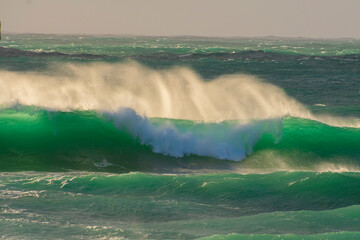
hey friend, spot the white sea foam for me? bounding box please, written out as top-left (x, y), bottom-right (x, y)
top-left (106, 108), bottom-right (282, 160)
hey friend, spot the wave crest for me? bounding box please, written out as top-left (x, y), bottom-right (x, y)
top-left (106, 108), bottom-right (282, 161)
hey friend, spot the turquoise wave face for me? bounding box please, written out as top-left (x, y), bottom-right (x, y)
top-left (1, 107), bottom-right (360, 172)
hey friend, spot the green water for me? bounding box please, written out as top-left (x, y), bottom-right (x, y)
top-left (1, 172), bottom-right (359, 239)
top-left (0, 35), bottom-right (360, 239)
top-left (199, 232), bottom-right (360, 240)
top-left (3, 34), bottom-right (360, 56)
top-left (0, 108), bottom-right (360, 173)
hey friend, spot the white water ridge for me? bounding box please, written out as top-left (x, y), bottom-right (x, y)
top-left (105, 108), bottom-right (283, 161)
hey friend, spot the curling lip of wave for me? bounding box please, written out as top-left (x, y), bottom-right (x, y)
top-left (105, 108), bottom-right (282, 161)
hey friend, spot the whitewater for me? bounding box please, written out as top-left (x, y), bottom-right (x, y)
top-left (0, 35), bottom-right (360, 239)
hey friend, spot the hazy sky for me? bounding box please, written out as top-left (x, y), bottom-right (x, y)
top-left (1, 0), bottom-right (360, 38)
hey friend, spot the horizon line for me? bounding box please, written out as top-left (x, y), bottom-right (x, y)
top-left (1, 31), bottom-right (360, 41)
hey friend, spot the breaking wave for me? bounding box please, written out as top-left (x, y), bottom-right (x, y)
top-left (0, 62), bottom-right (360, 171)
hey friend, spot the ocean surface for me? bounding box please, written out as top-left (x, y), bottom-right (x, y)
top-left (0, 34), bottom-right (360, 239)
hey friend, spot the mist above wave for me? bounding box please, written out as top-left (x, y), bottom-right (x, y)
top-left (0, 62), bottom-right (308, 121)
top-left (0, 61), bottom-right (358, 128)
